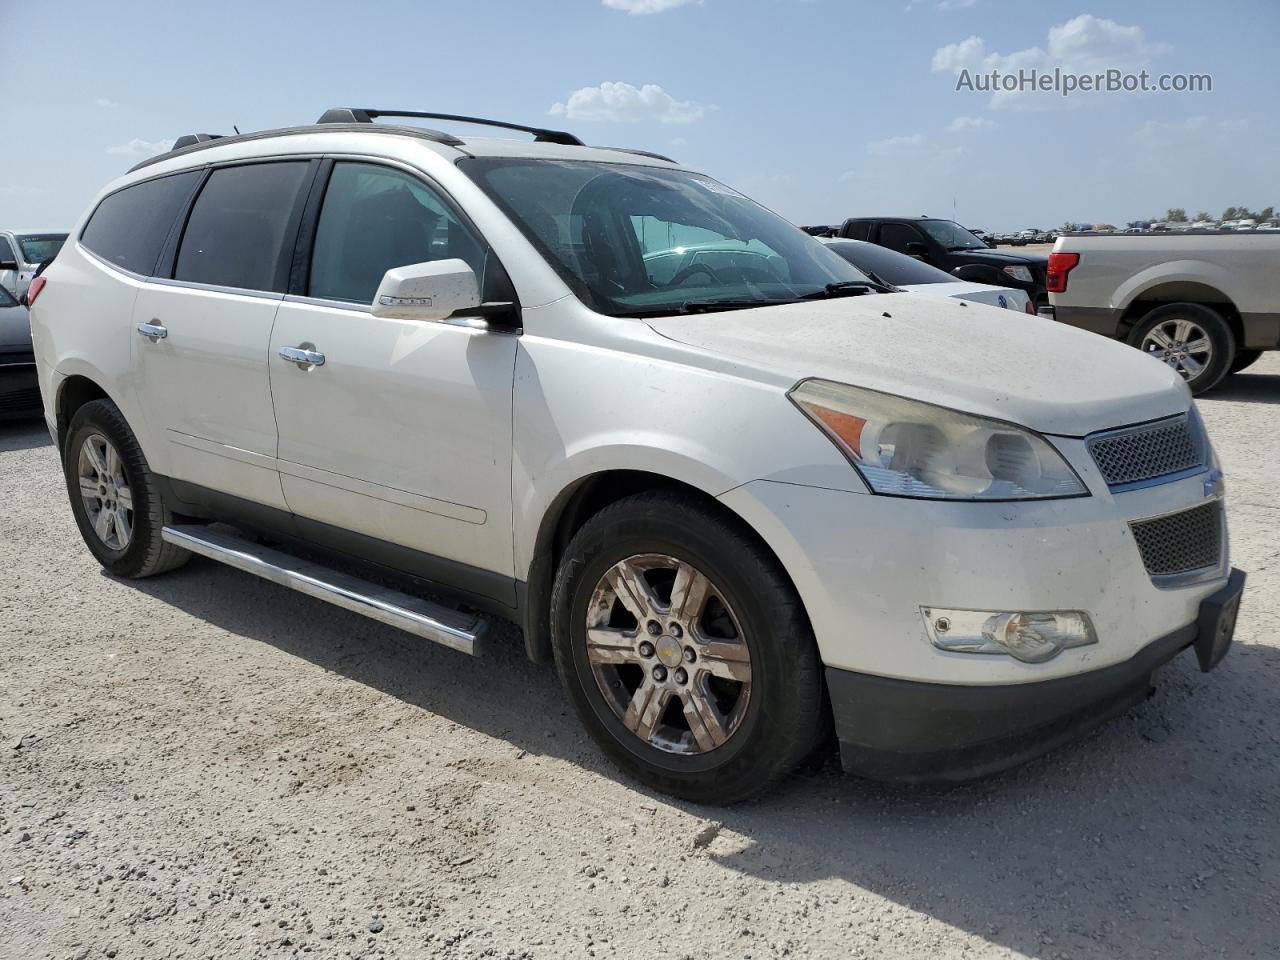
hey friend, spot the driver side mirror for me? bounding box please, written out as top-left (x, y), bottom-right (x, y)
top-left (371, 259), bottom-right (491, 327)
top-left (905, 242), bottom-right (929, 259)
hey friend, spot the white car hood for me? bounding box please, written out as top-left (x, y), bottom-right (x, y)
top-left (897, 281), bottom-right (1027, 310)
top-left (645, 293), bottom-right (1188, 437)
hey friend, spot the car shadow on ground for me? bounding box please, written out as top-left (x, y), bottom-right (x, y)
top-left (125, 555), bottom-right (1280, 959)
top-left (0, 418), bottom-right (52, 452)
top-left (1206, 371), bottom-right (1280, 404)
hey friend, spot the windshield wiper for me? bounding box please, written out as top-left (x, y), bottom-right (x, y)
top-left (799, 280), bottom-right (895, 299)
top-left (679, 298), bottom-right (781, 314)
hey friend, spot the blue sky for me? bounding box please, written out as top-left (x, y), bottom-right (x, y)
top-left (3, 0), bottom-right (1276, 231)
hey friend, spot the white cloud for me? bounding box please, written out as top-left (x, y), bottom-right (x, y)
top-left (550, 82), bottom-right (711, 124)
top-left (95, 98), bottom-right (120, 109)
top-left (947, 115), bottom-right (994, 132)
top-left (107, 138), bottom-right (172, 157)
top-left (933, 15), bottom-right (1170, 109)
top-left (602, 0), bottom-right (699, 12)
top-left (932, 35), bottom-right (985, 73)
top-left (1133, 116), bottom-right (1248, 145)
top-left (867, 133), bottom-right (928, 155)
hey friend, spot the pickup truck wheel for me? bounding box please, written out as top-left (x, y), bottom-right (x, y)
top-left (1128, 303), bottom-right (1234, 395)
top-left (550, 491), bottom-right (826, 805)
top-left (1229, 350), bottom-right (1262, 375)
top-left (63, 399), bottom-right (189, 579)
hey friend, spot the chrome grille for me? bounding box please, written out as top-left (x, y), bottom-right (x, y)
top-left (1129, 501), bottom-right (1222, 577)
top-left (1088, 415), bottom-right (1204, 488)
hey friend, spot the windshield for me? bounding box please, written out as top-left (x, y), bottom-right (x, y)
top-left (18, 234), bottom-right (66, 265)
top-left (461, 158), bottom-right (871, 316)
top-left (823, 240), bottom-right (958, 286)
top-left (918, 220), bottom-right (986, 251)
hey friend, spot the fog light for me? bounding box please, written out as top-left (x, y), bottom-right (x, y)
top-left (923, 608), bottom-right (1097, 663)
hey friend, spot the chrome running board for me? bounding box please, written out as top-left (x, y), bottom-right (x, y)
top-left (161, 524), bottom-right (485, 656)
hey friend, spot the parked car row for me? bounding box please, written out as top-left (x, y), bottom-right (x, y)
top-left (22, 108), bottom-right (1245, 804)
top-left (0, 231), bottom-right (64, 419)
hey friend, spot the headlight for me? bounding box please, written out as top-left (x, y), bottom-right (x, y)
top-left (789, 379), bottom-right (1088, 500)
top-left (1002, 265), bottom-right (1033, 283)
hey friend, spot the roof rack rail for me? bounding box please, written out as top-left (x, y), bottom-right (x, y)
top-left (599, 147), bottom-right (677, 164)
top-left (316, 107), bottom-right (585, 146)
top-left (172, 133), bottom-right (224, 150)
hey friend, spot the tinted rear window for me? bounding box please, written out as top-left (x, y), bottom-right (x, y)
top-left (81, 172), bottom-right (200, 275)
top-left (175, 162), bottom-right (311, 293)
top-left (17, 235), bottom-right (66, 264)
top-left (843, 220), bottom-right (873, 241)
top-left (824, 240), bottom-right (957, 286)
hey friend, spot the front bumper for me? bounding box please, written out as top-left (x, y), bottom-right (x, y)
top-left (826, 568), bottom-right (1244, 781)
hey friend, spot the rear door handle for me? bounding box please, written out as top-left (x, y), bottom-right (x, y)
top-left (278, 345), bottom-right (325, 368)
top-left (136, 321), bottom-right (168, 342)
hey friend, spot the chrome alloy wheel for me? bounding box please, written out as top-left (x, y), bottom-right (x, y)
top-left (585, 554), bottom-right (752, 755)
top-left (1140, 317), bottom-right (1213, 381)
top-left (77, 433), bottom-right (133, 551)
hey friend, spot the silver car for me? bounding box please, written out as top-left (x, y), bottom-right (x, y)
top-left (0, 230), bottom-right (68, 301)
top-left (0, 283), bottom-right (39, 419)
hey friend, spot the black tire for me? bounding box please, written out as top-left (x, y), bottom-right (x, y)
top-left (63, 398), bottom-right (189, 578)
top-left (1229, 350), bottom-right (1263, 375)
top-left (1126, 302), bottom-right (1235, 396)
top-left (550, 491), bottom-right (826, 805)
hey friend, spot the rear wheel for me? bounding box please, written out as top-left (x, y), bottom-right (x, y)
top-left (63, 399), bottom-right (189, 578)
top-left (1229, 350), bottom-right (1262, 375)
top-left (1127, 302), bottom-right (1234, 395)
top-left (550, 491), bottom-right (826, 804)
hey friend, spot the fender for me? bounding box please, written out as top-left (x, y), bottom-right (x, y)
top-left (1114, 259), bottom-right (1237, 313)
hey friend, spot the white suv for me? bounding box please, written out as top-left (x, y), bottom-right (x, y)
top-left (31, 109), bottom-right (1244, 802)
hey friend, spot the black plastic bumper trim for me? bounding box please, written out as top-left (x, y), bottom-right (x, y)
top-left (827, 622), bottom-right (1202, 783)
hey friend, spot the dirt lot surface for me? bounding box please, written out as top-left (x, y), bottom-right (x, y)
top-left (2, 357), bottom-right (1278, 960)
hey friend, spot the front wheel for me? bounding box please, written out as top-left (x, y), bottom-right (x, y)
top-left (1127, 302), bottom-right (1234, 395)
top-left (550, 491), bottom-right (826, 804)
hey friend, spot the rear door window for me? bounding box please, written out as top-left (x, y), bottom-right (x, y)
top-left (843, 221), bottom-right (873, 241)
top-left (175, 162), bottom-right (312, 293)
top-left (877, 222), bottom-right (927, 255)
top-left (80, 172), bottom-right (201, 275)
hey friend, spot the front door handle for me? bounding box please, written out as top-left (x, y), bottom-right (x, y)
top-left (136, 321), bottom-right (168, 342)
top-left (278, 345), bottom-right (326, 368)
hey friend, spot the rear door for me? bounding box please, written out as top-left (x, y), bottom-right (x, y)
top-left (268, 160), bottom-right (518, 594)
top-left (132, 160), bottom-right (316, 509)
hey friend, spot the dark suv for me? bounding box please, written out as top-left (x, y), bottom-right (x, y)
top-left (836, 217), bottom-right (1049, 311)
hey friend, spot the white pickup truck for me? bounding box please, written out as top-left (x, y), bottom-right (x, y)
top-left (1046, 232), bottom-right (1280, 394)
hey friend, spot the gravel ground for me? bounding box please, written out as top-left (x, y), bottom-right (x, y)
top-left (2, 357), bottom-right (1278, 960)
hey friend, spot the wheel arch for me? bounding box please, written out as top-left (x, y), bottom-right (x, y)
top-left (1116, 275), bottom-right (1242, 346)
top-left (519, 468), bottom-right (804, 665)
top-left (54, 372), bottom-right (113, 452)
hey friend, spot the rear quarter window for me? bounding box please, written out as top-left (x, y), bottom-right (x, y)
top-left (80, 172), bottom-right (201, 275)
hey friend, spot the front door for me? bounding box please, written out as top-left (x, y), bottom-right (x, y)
top-left (268, 160), bottom-right (518, 593)
top-left (132, 160), bottom-right (316, 509)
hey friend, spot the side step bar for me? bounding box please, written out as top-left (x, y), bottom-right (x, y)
top-left (161, 524), bottom-right (486, 656)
